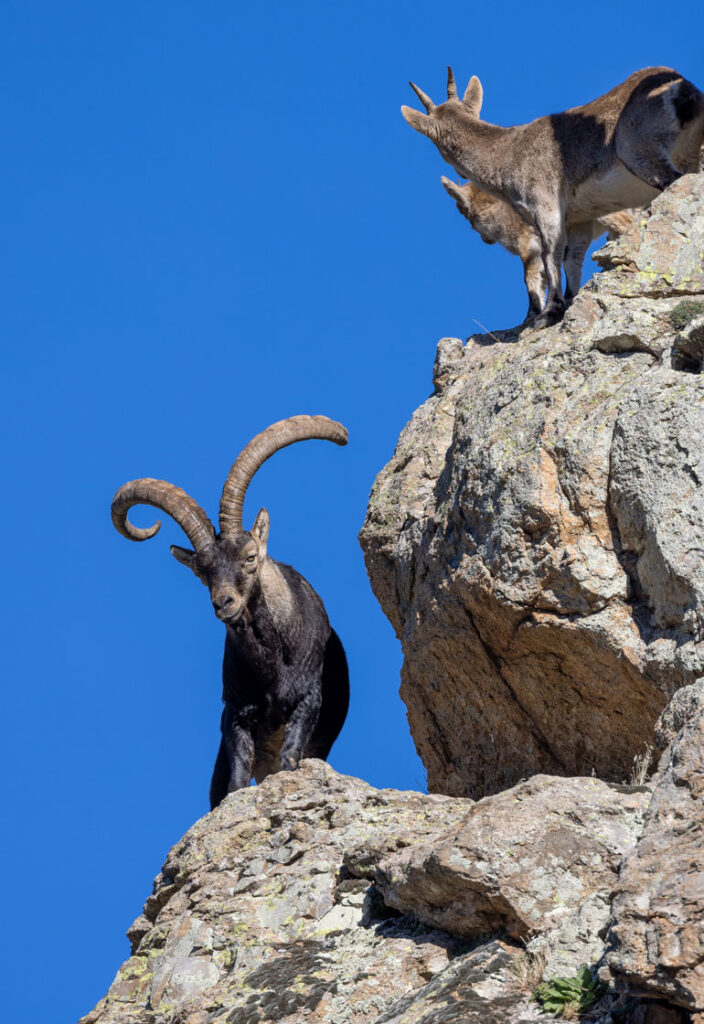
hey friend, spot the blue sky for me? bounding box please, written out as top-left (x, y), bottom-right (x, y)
top-left (2, 2), bottom-right (702, 1020)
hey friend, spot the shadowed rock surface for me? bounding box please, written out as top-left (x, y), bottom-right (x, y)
top-left (359, 172), bottom-right (704, 800)
top-left (375, 775), bottom-right (649, 980)
top-left (607, 703), bottom-right (704, 1011)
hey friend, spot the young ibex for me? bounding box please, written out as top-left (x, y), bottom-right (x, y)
top-left (112, 415), bottom-right (350, 808)
top-left (403, 67), bottom-right (704, 327)
top-left (441, 176), bottom-right (636, 320)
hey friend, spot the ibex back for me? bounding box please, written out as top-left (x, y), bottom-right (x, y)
top-left (403, 67), bottom-right (704, 327)
top-left (112, 415), bottom-right (350, 808)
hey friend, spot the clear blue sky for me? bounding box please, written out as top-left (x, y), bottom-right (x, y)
top-left (1, 2), bottom-right (701, 1019)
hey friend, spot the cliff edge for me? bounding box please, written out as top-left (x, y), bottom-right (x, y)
top-left (360, 172), bottom-right (704, 799)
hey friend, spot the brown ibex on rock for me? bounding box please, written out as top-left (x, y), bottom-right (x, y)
top-left (441, 177), bottom-right (636, 321)
top-left (112, 415), bottom-right (350, 807)
top-left (403, 67), bottom-right (704, 327)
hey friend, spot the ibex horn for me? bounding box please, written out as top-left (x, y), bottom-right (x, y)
top-left (112, 479), bottom-right (215, 552)
top-left (219, 415), bottom-right (348, 539)
top-left (409, 81), bottom-right (435, 113)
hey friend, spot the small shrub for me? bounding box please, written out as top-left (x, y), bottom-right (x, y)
top-left (630, 744), bottom-right (654, 785)
top-left (533, 965), bottom-right (603, 1016)
top-left (509, 948), bottom-right (547, 993)
top-left (668, 300), bottom-right (704, 332)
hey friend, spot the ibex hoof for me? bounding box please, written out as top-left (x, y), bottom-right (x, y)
top-left (532, 307), bottom-right (565, 330)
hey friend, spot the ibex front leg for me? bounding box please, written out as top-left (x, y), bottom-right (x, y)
top-left (279, 682), bottom-right (323, 771)
top-left (533, 206), bottom-right (567, 329)
top-left (223, 705), bottom-right (257, 792)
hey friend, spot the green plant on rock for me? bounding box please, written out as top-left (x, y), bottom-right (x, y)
top-left (668, 299), bottom-right (704, 332)
top-left (532, 965), bottom-right (603, 1016)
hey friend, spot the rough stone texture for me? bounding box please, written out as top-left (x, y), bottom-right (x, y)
top-left (372, 940), bottom-right (549, 1023)
top-left (607, 704), bottom-right (704, 1011)
top-left (655, 677), bottom-right (704, 750)
top-left (80, 761), bottom-right (561, 1024)
top-left (375, 775), bottom-right (649, 980)
top-left (359, 172), bottom-right (704, 799)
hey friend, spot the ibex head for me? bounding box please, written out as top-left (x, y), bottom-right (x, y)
top-left (401, 67), bottom-right (483, 141)
top-left (111, 415), bottom-right (348, 626)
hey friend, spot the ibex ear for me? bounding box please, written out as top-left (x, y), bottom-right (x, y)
top-left (401, 106), bottom-right (431, 135)
top-left (463, 76), bottom-right (483, 116)
top-left (441, 176), bottom-right (464, 202)
top-left (252, 508), bottom-right (270, 551)
top-left (170, 545), bottom-right (198, 572)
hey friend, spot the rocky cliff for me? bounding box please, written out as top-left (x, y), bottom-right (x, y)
top-left (80, 709), bottom-right (702, 1024)
top-left (360, 173), bottom-right (704, 800)
top-left (83, 174), bottom-right (704, 1024)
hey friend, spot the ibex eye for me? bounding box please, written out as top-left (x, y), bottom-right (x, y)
top-left (245, 554), bottom-right (257, 564)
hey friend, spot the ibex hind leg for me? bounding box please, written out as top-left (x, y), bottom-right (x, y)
top-left (563, 223), bottom-right (595, 305)
top-left (252, 725), bottom-right (286, 783)
top-left (209, 734), bottom-right (230, 809)
top-left (306, 628), bottom-right (350, 760)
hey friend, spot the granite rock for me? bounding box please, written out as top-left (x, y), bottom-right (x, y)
top-left (360, 173), bottom-right (704, 799)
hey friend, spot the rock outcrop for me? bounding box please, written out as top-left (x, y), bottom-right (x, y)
top-left (80, 761), bottom-right (659, 1024)
top-left (360, 173), bottom-right (704, 800)
top-left (84, 174), bottom-right (704, 1024)
top-left (375, 775), bottom-right (649, 980)
top-left (607, 702), bottom-right (704, 1012)
top-left (79, 762), bottom-right (533, 1024)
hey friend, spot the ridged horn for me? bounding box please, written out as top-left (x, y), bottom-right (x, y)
top-left (409, 81), bottom-right (435, 112)
top-left (111, 478), bottom-right (215, 552)
top-left (447, 66), bottom-right (458, 100)
top-left (219, 415), bottom-right (349, 538)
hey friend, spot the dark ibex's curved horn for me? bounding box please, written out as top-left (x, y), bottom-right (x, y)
top-left (112, 478), bottom-right (215, 551)
top-left (219, 415), bottom-right (348, 539)
top-left (409, 81), bottom-right (435, 113)
top-left (447, 66), bottom-right (458, 100)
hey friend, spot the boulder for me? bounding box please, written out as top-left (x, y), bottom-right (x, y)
top-left (80, 761), bottom-right (562, 1024)
top-left (375, 774), bottom-right (649, 980)
top-left (607, 704), bottom-right (704, 1011)
top-left (360, 173), bottom-right (704, 799)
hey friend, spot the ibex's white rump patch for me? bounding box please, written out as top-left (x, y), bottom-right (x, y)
top-left (441, 177), bottom-right (636, 321)
top-left (403, 67), bottom-right (704, 328)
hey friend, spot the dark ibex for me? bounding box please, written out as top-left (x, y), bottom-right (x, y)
top-left (112, 415), bottom-right (350, 808)
top-left (403, 67), bottom-right (704, 327)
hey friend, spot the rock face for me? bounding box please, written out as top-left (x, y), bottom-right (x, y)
top-left (81, 761), bottom-right (471, 1024)
top-left (360, 173), bottom-right (704, 800)
top-left (375, 775), bottom-right (649, 980)
top-left (81, 760), bottom-right (657, 1024)
top-left (607, 703), bottom-right (704, 1011)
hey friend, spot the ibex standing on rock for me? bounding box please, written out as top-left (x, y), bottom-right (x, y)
top-left (112, 415), bottom-right (350, 808)
top-left (403, 67), bottom-right (704, 327)
top-left (441, 177), bottom-right (636, 321)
